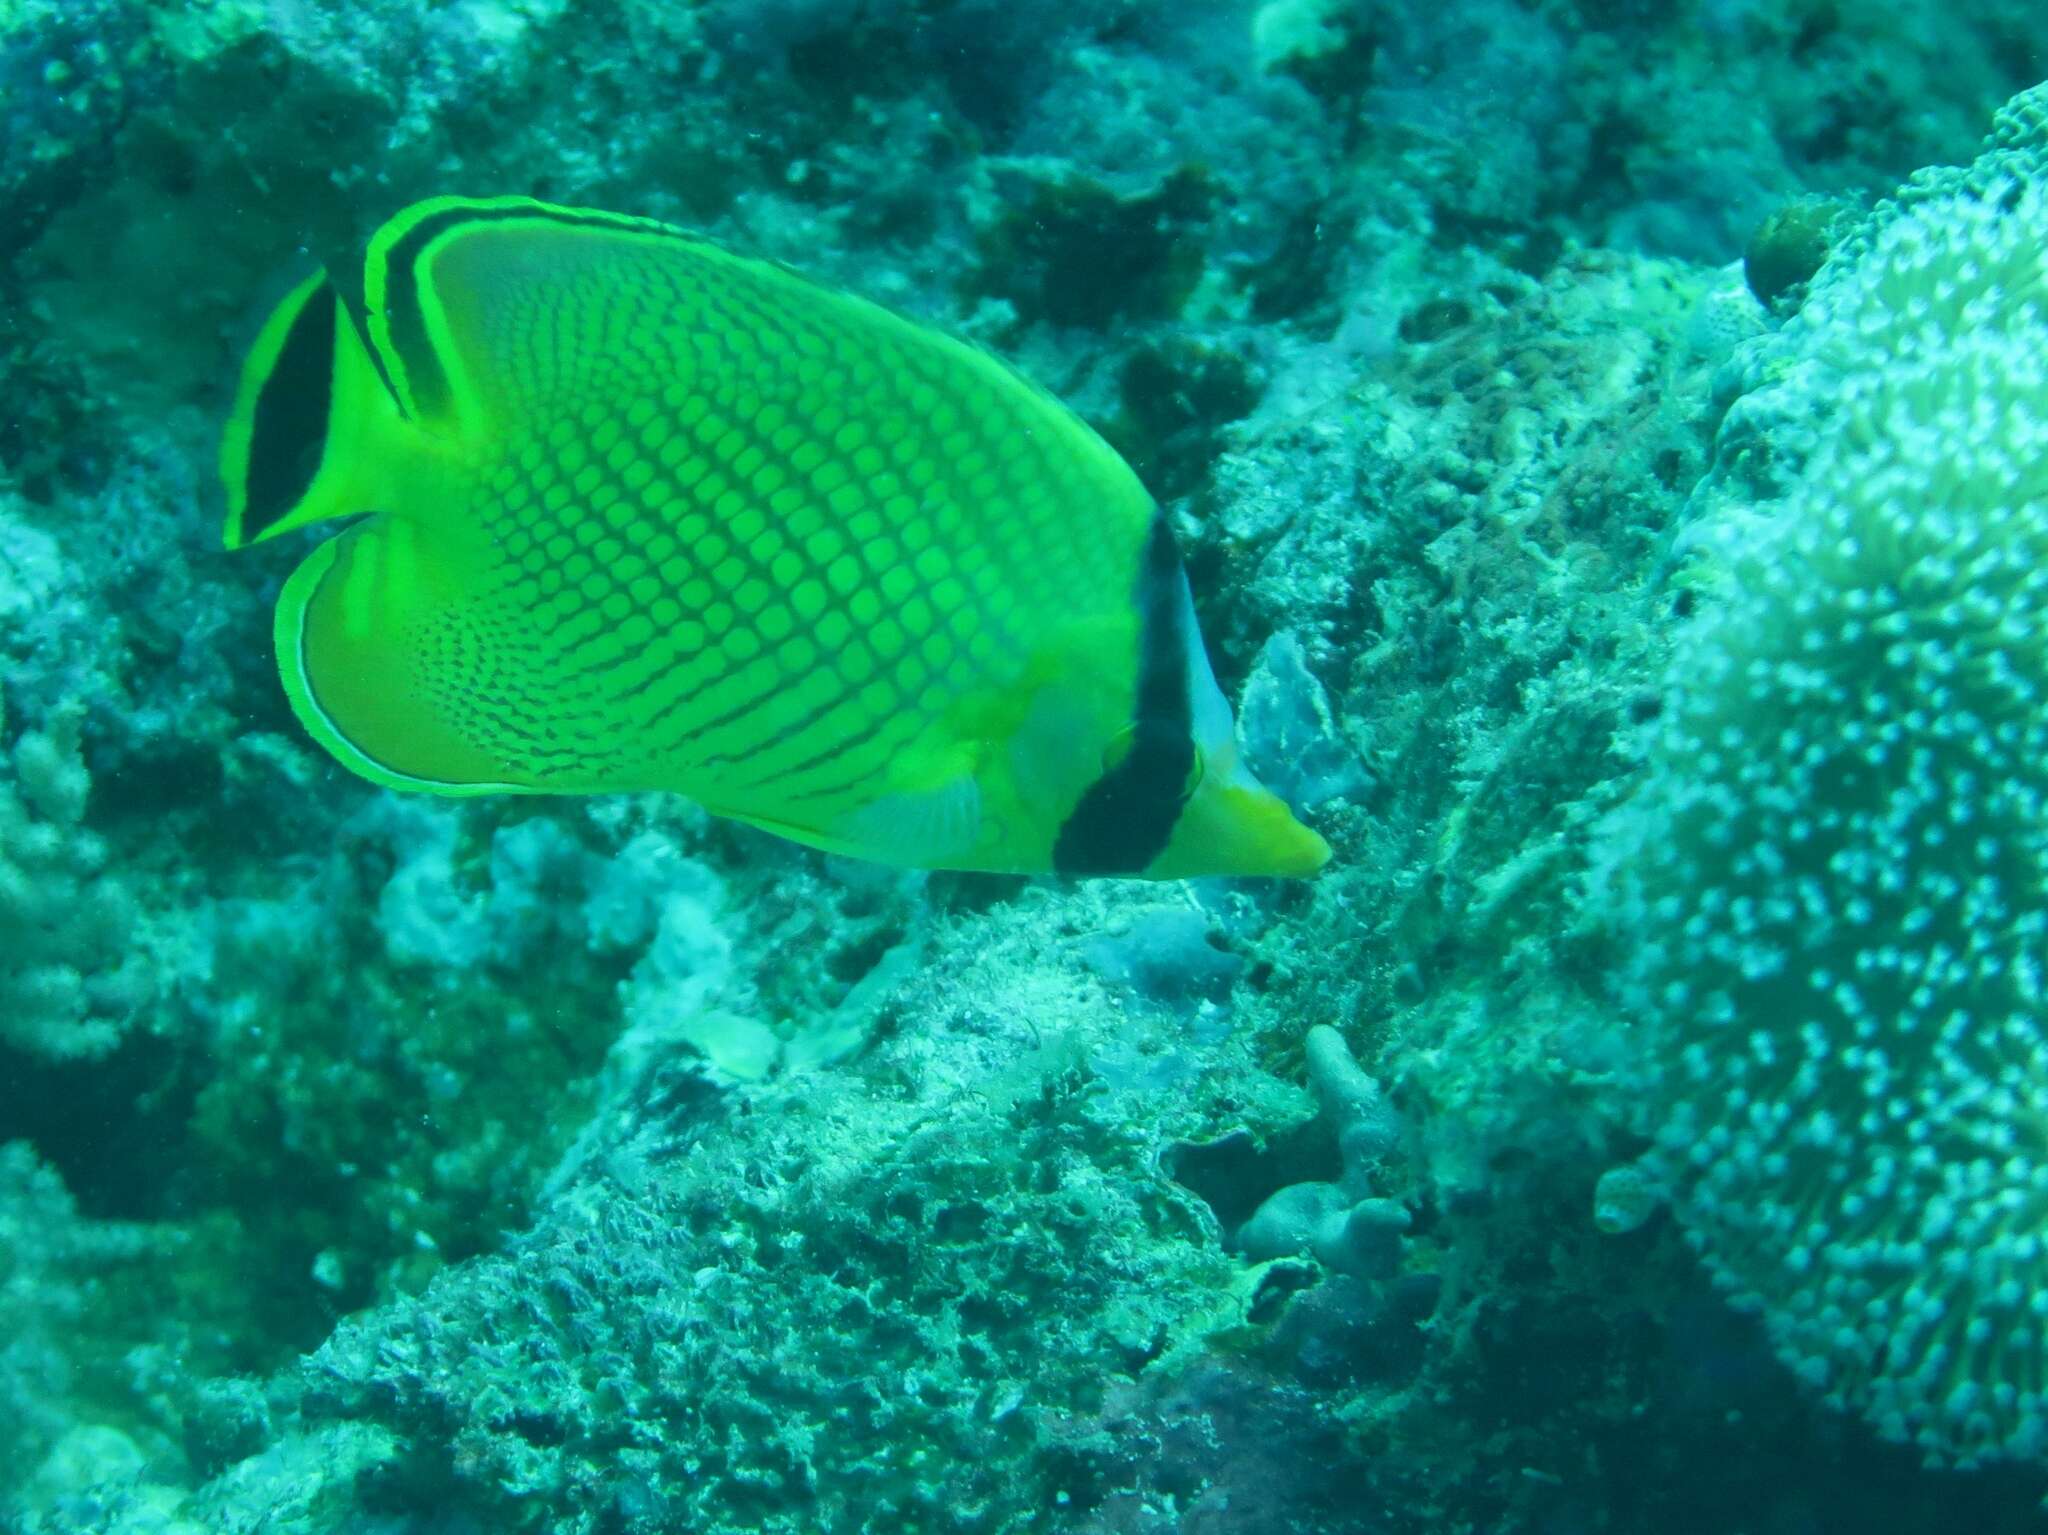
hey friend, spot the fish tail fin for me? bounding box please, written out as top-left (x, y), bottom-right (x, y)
top-left (219, 270), bottom-right (415, 550)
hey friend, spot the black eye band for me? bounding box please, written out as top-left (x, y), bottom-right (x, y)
top-left (242, 282), bottom-right (338, 542)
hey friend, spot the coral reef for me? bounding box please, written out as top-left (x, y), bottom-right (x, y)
top-left (1607, 83), bottom-right (2048, 1467)
top-left (0, 0), bottom-right (150, 237)
top-left (5, 1), bottom-right (2048, 1531)
top-left (1237, 1027), bottom-right (1407, 1280)
top-left (0, 490), bottom-right (162, 1065)
top-left (298, 1014), bottom-right (1244, 1533)
top-left (0, 699), bottom-right (149, 1061)
top-left (0, 1139), bottom-right (219, 1518)
top-left (1741, 194), bottom-right (1849, 309)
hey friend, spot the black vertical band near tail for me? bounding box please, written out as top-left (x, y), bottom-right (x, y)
top-left (242, 282), bottom-right (338, 542)
top-left (1053, 512), bottom-right (1197, 876)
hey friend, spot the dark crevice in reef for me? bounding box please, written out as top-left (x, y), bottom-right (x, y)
top-left (0, 1029), bottom-right (195, 1222)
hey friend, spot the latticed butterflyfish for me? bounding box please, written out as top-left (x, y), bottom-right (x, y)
top-left (219, 196), bottom-right (1330, 878)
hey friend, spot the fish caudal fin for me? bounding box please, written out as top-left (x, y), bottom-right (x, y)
top-left (219, 271), bottom-right (415, 550)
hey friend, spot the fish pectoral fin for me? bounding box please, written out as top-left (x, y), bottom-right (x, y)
top-left (721, 746), bottom-right (985, 867)
top-left (276, 517), bottom-right (535, 796)
top-left (836, 772), bottom-right (984, 866)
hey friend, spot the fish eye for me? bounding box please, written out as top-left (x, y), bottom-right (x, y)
top-left (1100, 724), bottom-right (1136, 774)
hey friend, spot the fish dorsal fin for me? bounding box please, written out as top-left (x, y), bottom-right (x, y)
top-left (360, 196), bottom-right (751, 436)
top-left (354, 196), bottom-right (1125, 472)
top-left (220, 270), bottom-right (413, 550)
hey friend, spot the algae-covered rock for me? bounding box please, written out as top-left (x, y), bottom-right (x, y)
top-left (0, 0), bottom-right (154, 242)
top-left (1742, 194), bottom-right (1848, 309)
top-left (972, 167), bottom-right (1217, 333)
top-left (300, 1012), bottom-right (1243, 1532)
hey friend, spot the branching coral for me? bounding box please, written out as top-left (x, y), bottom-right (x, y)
top-left (0, 700), bottom-right (151, 1061)
top-left (0, 1141), bottom-right (159, 1500)
top-left (1606, 88), bottom-right (2048, 1467)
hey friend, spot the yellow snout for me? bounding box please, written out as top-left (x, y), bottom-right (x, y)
top-left (1148, 774), bottom-right (1332, 880)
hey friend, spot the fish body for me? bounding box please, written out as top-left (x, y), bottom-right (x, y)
top-left (221, 196), bottom-right (1329, 878)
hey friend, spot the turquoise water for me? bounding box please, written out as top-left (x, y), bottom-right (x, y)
top-left (4, 2), bottom-right (2048, 1530)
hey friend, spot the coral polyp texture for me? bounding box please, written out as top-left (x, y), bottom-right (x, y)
top-left (1609, 88), bottom-right (2048, 1467)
